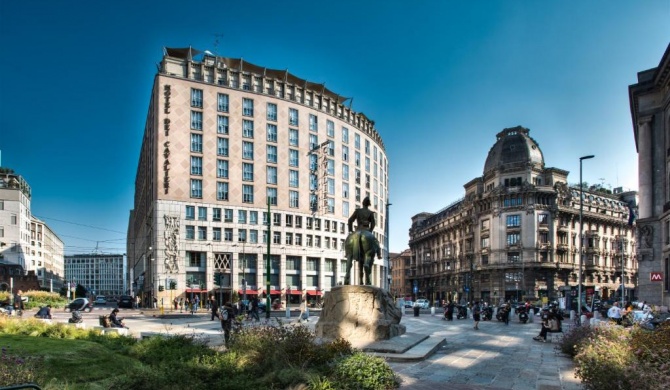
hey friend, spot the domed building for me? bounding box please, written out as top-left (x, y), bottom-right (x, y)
top-left (409, 126), bottom-right (637, 309)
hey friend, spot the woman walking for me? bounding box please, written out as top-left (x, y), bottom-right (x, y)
top-left (473, 301), bottom-right (481, 330)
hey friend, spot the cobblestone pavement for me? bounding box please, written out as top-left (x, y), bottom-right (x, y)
top-left (391, 312), bottom-right (583, 390)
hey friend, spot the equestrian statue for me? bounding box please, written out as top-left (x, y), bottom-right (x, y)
top-left (344, 196), bottom-right (381, 285)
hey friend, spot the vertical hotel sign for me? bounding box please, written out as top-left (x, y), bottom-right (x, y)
top-left (163, 84), bottom-right (171, 194)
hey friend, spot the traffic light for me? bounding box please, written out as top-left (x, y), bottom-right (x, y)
top-left (158, 285), bottom-right (165, 292)
top-left (169, 280), bottom-right (177, 290)
top-left (214, 272), bottom-right (221, 286)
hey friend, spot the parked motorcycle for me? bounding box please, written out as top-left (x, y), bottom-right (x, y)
top-left (516, 306), bottom-right (529, 323)
top-left (455, 305), bottom-right (468, 319)
top-left (481, 306), bottom-right (493, 321)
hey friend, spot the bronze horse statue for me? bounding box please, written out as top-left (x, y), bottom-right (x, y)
top-left (343, 197), bottom-right (381, 285)
top-left (344, 230), bottom-right (381, 285)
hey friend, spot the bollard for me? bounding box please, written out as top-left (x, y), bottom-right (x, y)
top-left (286, 307), bottom-right (291, 319)
top-left (570, 310), bottom-right (576, 321)
top-left (580, 314), bottom-right (588, 326)
top-left (431, 307), bottom-right (435, 316)
top-left (528, 309), bottom-right (534, 323)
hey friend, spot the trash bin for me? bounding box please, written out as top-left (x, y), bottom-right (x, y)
top-left (414, 306), bottom-right (420, 317)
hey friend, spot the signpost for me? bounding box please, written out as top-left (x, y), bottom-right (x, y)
top-left (651, 272), bottom-right (664, 306)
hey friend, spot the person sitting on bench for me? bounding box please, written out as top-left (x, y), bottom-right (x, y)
top-left (534, 306), bottom-right (562, 342)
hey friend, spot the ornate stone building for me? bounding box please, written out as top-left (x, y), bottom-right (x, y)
top-left (409, 127), bottom-right (637, 307)
top-left (629, 43), bottom-right (670, 307)
top-left (128, 47), bottom-right (390, 306)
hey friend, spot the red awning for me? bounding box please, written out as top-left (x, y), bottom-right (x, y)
top-left (287, 289), bottom-right (302, 295)
top-left (306, 290), bottom-right (323, 296)
top-left (269, 290), bottom-right (281, 295)
top-left (185, 288), bottom-right (206, 293)
top-left (238, 289), bottom-right (259, 295)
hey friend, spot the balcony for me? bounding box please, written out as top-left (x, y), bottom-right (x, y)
top-left (556, 243), bottom-right (569, 252)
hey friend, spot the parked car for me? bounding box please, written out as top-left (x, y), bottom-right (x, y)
top-left (404, 300), bottom-right (414, 308)
top-left (94, 296), bottom-right (107, 305)
top-left (65, 298), bottom-right (93, 312)
top-left (415, 299), bottom-right (430, 309)
top-left (117, 295), bottom-right (134, 309)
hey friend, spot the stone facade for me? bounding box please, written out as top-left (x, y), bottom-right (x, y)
top-left (629, 43), bottom-right (670, 307)
top-left (128, 47), bottom-right (390, 307)
top-left (409, 127), bottom-right (637, 308)
top-left (315, 285), bottom-right (405, 345)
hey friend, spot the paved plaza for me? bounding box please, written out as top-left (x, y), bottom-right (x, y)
top-left (41, 307), bottom-right (584, 390)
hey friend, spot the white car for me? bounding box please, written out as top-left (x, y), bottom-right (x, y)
top-left (94, 296), bottom-right (107, 305)
top-left (415, 299), bottom-right (430, 309)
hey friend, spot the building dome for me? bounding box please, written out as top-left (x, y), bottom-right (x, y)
top-left (483, 126), bottom-right (544, 175)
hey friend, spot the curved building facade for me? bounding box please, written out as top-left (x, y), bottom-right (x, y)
top-left (128, 47), bottom-right (389, 306)
top-left (409, 127), bottom-right (637, 308)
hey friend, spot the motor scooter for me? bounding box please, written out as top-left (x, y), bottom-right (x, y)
top-left (517, 306), bottom-right (529, 323)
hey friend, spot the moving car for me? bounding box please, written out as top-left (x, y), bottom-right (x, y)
top-left (65, 298), bottom-right (93, 312)
top-left (404, 300), bottom-right (414, 308)
top-left (117, 295), bottom-right (134, 309)
top-left (415, 299), bottom-right (430, 309)
top-left (94, 296), bottom-right (107, 305)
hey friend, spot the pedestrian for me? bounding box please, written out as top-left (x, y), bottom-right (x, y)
top-left (179, 298), bottom-right (183, 312)
top-left (153, 296), bottom-right (158, 309)
top-left (185, 297), bottom-right (190, 314)
top-left (173, 297), bottom-right (178, 310)
top-left (534, 306), bottom-right (562, 342)
top-left (13, 290), bottom-right (24, 313)
top-left (607, 302), bottom-right (623, 325)
top-left (249, 296), bottom-right (260, 321)
top-left (446, 301), bottom-right (454, 321)
top-left (473, 301), bottom-right (481, 330)
top-left (194, 295), bottom-right (200, 312)
top-left (210, 296), bottom-right (220, 321)
top-left (503, 303), bottom-right (511, 325)
top-left (221, 302), bottom-right (234, 346)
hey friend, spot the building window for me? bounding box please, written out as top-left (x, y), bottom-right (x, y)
top-left (217, 137), bottom-right (229, 156)
top-left (289, 190), bottom-right (299, 208)
top-left (503, 196), bottom-right (523, 207)
top-left (242, 141), bottom-right (254, 160)
top-left (355, 151), bottom-right (361, 167)
top-left (217, 182), bottom-right (229, 201)
top-left (190, 156), bottom-right (202, 175)
top-left (327, 198), bottom-right (335, 214)
top-left (267, 145), bottom-right (278, 163)
top-left (198, 226), bottom-right (207, 240)
top-left (250, 229), bottom-right (258, 243)
top-left (342, 127), bottom-right (349, 143)
top-left (287, 149), bottom-right (299, 167)
top-left (327, 140), bottom-right (335, 156)
top-left (267, 187), bottom-right (278, 206)
top-left (327, 159), bottom-right (335, 176)
top-left (267, 124), bottom-right (277, 142)
top-left (213, 208), bottom-right (221, 222)
top-left (289, 108), bottom-right (299, 126)
top-left (273, 231), bottom-right (281, 244)
top-left (326, 120), bottom-right (334, 137)
top-left (504, 177), bottom-right (523, 187)
top-left (217, 93), bottom-right (229, 112)
top-left (342, 145), bottom-right (349, 162)
top-left (327, 178), bottom-right (335, 195)
top-left (310, 194), bottom-right (318, 212)
top-left (190, 179), bottom-right (202, 198)
top-left (213, 228), bottom-right (221, 241)
top-left (242, 98), bottom-right (254, 116)
top-left (309, 114), bottom-right (318, 131)
top-left (343, 164), bottom-right (349, 181)
top-left (284, 129), bottom-right (298, 148)
top-left (481, 219), bottom-right (490, 230)
top-left (538, 214), bottom-right (548, 224)
top-left (285, 232), bottom-right (293, 245)
top-left (506, 215), bottom-right (521, 227)
top-left (217, 159), bottom-right (229, 178)
top-left (309, 154), bottom-right (318, 171)
top-left (267, 166), bottom-right (278, 184)
top-left (190, 111), bottom-right (202, 130)
top-left (191, 134), bottom-right (203, 153)
top-left (481, 255), bottom-right (489, 265)
top-left (289, 170), bottom-right (299, 188)
top-left (309, 134), bottom-right (318, 150)
top-left (238, 210), bottom-right (247, 224)
top-left (267, 103), bottom-right (277, 121)
top-left (224, 228), bottom-right (233, 242)
top-left (243, 120), bottom-right (254, 138)
top-left (342, 183), bottom-right (349, 198)
top-left (242, 163), bottom-right (254, 181)
top-left (481, 237), bottom-right (489, 248)
top-left (223, 208), bottom-right (233, 222)
top-left (250, 211), bottom-right (258, 225)
top-left (198, 207), bottom-right (207, 221)
top-left (354, 133), bottom-right (360, 149)
top-left (343, 201), bottom-right (349, 217)
top-left (217, 115), bottom-right (229, 134)
top-left (507, 253), bottom-right (520, 263)
top-left (186, 226), bottom-right (195, 240)
top-left (185, 206), bottom-right (195, 220)
top-left (243, 185), bottom-right (254, 203)
top-left (507, 233), bottom-right (520, 245)
top-left (191, 88), bottom-right (203, 107)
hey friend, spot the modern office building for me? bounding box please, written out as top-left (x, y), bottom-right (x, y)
top-left (127, 47), bottom-right (389, 306)
top-left (64, 254), bottom-right (125, 298)
top-left (409, 127), bottom-right (637, 308)
top-left (0, 169), bottom-right (65, 291)
top-left (629, 43), bottom-right (670, 307)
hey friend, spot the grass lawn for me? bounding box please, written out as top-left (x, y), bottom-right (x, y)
top-left (2, 334), bottom-right (142, 389)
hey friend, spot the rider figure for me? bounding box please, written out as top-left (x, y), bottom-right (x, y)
top-left (344, 197), bottom-right (381, 285)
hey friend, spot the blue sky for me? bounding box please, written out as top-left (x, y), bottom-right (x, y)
top-left (0, 1), bottom-right (668, 255)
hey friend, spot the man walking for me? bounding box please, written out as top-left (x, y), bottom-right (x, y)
top-left (210, 296), bottom-right (220, 321)
top-left (249, 296), bottom-right (260, 321)
top-left (607, 301), bottom-right (623, 325)
top-left (472, 301), bottom-right (481, 330)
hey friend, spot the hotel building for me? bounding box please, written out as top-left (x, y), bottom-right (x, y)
top-left (409, 127), bottom-right (637, 307)
top-left (128, 47), bottom-right (389, 306)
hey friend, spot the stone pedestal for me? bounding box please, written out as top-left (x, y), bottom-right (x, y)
top-left (315, 285), bottom-right (405, 345)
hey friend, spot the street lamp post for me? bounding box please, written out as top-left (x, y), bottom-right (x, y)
top-left (578, 155), bottom-right (594, 319)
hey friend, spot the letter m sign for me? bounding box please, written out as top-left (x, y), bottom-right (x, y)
top-left (650, 272), bottom-right (664, 282)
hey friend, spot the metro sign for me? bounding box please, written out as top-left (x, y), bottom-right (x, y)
top-left (650, 272), bottom-right (664, 282)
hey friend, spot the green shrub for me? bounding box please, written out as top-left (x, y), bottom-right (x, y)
top-left (558, 324), bottom-right (597, 357)
top-left (574, 326), bottom-right (636, 390)
top-left (332, 352), bottom-right (398, 390)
